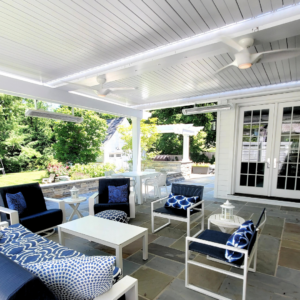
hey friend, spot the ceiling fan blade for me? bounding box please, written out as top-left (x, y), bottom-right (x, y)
top-left (214, 60), bottom-right (238, 74)
top-left (253, 49), bottom-right (300, 64)
top-left (108, 87), bottom-right (137, 92)
top-left (220, 36), bottom-right (244, 52)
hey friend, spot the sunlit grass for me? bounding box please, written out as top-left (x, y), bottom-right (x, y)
top-left (0, 171), bottom-right (47, 187)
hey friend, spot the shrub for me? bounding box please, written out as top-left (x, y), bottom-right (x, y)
top-left (69, 163), bottom-right (115, 178)
top-left (47, 161), bottom-right (70, 177)
top-left (70, 172), bottom-right (90, 180)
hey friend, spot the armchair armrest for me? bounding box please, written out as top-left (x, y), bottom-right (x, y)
top-left (150, 196), bottom-right (168, 211)
top-left (186, 235), bottom-right (248, 255)
top-left (95, 276), bottom-right (138, 300)
top-left (89, 192), bottom-right (99, 216)
top-left (0, 206), bottom-right (19, 225)
top-left (44, 197), bottom-right (66, 224)
top-left (129, 191), bottom-right (135, 218)
top-left (187, 200), bottom-right (204, 213)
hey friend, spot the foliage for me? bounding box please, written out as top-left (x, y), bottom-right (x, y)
top-left (118, 118), bottom-right (160, 161)
top-left (150, 103), bottom-right (216, 162)
top-left (53, 107), bottom-right (108, 164)
top-left (47, 161), bottom-right (70, 177)
top-left (70, 172), bottom-right (90, 180)
top-left (69, 163), bottom-right (115, 178)
top-left (0, 96), bottom-right (56, 173)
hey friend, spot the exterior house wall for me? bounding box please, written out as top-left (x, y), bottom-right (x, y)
top-left (97, 118), bottom-right (130, 170)
top-left (214, 91), bottom-right (300, 200)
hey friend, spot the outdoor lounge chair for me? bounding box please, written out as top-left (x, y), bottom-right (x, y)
top-left (42, 173), bottom-right (56, 184)
top-left (151, 183), bottom-right (204, 237)
top-left (89, 178), bottom-right (135, 219)
top-left (0, 183), bottom-right (66, 236)
top-left (185, 208), bottom-right (267, 300)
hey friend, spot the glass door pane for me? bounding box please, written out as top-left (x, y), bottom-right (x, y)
top-left (235, 105), bottom-right (274, 196)
top-left (272, 104), bottom-right (300, 198)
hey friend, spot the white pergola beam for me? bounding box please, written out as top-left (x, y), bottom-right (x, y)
top-left (0, 76), bottom-right (143, 118)
top-left (46, 4), bottom-right (300, 87)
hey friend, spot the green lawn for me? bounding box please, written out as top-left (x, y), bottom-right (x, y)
top-left (0, 171), bottom-right (47, 187)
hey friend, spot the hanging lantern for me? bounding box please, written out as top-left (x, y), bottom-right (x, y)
top-left (220, 200), bottom-right (235, 221)
top-left (70, 186), bottom-right (79, 199)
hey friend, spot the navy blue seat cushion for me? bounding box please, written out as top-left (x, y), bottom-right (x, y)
top-left (0, 252), bottom-right (57, 300)
top-left (20, 209), bottom-right (62, 233)
top-left (189, 229), bottom-right (245, 267)
top-left (98, 179), bottom-right (130, 204)
top-left (154, 206), bottom-right (200, 218)
top-left (0, 183), bottom-right (47, 221)
top-left (94, 203), bottom-right (130, 217)
top-left (6, 192), bottom-right (27, 215)
top-left (108, 184), bottom-right (128, 203)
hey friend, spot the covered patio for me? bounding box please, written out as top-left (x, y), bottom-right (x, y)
top-left (1, 1), bottom-right (300, 300)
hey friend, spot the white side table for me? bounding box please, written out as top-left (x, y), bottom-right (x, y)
top-left (208, 214), bottom-right (245, 233)
top-left (64, 197), bottom-right (86, 222)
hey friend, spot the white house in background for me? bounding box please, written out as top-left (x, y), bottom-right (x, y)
top-left (97, 118), bottom-right (130, 170)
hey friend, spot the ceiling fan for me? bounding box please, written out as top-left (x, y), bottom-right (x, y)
top-left (69, 75), bottom-right (137, 97)
top-left (215, 37), bottom-right (300, 74)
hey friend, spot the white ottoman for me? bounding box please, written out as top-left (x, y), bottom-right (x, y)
top-left (95, 210), bottom-right (128, 224)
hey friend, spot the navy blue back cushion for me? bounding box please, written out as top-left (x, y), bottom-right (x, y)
top-left (98, 178), bottom-right (130, 204)
top-left (0, 183), bottom-right (47, 220)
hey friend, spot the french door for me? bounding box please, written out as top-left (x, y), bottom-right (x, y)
top-left (235, 105), bottom-right (275, 196)
top-left (235, 102), bottom-right (300, 199)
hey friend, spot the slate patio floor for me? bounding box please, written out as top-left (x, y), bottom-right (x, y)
top-left (46, 175), bottom-right (300, 300)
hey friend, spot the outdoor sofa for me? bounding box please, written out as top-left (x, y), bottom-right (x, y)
top-left (0, 222), bottom-right (138, 300)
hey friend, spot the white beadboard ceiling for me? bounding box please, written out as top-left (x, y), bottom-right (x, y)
top-left (1, 0), bottom-right (300, 108)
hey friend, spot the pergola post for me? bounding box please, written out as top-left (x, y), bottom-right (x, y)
top-left (182, 134), bottom-right (190, 162)
top-left (132, 117), bottom-right (141, 172)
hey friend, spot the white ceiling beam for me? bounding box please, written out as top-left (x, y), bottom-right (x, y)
top-left (0, 75), bottom-right (143, 118)
top-left (132, 80), bottom-right (300, 110)
top-left (46, 4), bottom-right (300, 87)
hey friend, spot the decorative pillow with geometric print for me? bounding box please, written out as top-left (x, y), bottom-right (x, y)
top-left (25, 256), bottom-right (116, 300)
top-left (225, 220), bottom-right (255, 263)
top-left (165, 193), bottom-right (200, 210)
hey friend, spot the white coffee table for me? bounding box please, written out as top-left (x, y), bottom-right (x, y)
top-left (58, 215), bottom-right (148, 270)
top-left (208, 214), bottom-right (245, 233)
top-left (64, 197), bottom-right (86, 221)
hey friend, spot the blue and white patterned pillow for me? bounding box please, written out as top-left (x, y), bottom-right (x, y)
top-left (108, 184), bottom-right (128, 203)
top-left (6, 192), bottom-right (27, 215)
top-left (225, 220), bottom-right (255, 263)
top-left (25, 256), bottom-right (116, 300)
top-left (165, 193), bottom-right (199, 210)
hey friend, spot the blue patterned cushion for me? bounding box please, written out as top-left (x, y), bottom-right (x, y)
top-left (225, 220), bottom-right (255, 263)
top-left (95, 210), bottom-right (128, 223)
top-left (6, 192), bottom-right (27, 214)
top-left (108, 184), bottom-right (128, 203)
top-left (25, 256), bottom-right (116, 300)
top-left (165, 193), bottom-right (199, 210)
top-left (0, 224), bottom-right (82, 266)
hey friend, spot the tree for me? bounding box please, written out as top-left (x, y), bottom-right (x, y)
top-left (118, 118), bottom-right (160, 161)
top-left (150, 103), bottom-right (216, 161)
top-left (53, 107), bottom-right (107, 164)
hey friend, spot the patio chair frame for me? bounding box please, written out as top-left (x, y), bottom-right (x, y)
top-left (151, 196), bottom-right (204, 237)
top-left (185, 210), bottom-right (267, 300)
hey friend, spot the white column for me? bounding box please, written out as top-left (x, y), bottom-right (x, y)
top-left (132, 117), bottom-right (141, 172)
top-left (182, 134), bottom-right (190, 162)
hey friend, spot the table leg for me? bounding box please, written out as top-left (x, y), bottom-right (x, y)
top-left (115, 246), bottom-right (123, 270)
top-left (208, 219), bottom-right (211, 230)
top-left (142, 233), bottom-right (148, 261)
top-left (73, 203), bottom-right (84, 218)
top-left (58, 227), bottom-right (65, 246)
top-left (136, 176), bottom-right (143, 205)
top-left (68, 204), bottom-right (77, 221)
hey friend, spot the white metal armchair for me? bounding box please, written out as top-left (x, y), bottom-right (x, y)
top-left (151, 183), bottom-right (205, 237)
top-left (185, 208), bottom-right (267, 300)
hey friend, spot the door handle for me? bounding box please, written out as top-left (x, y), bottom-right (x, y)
top-left (266, 158), bottom-right (270, 168)
top-left (273, 158), bottom-right (277, 169)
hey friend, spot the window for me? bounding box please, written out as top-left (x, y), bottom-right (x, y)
top-left (109, 154), bottom-right (114, 158)
top-left (116, 154), bottom-right (121, 157)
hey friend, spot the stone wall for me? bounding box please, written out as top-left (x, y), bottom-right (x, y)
top-left (41, 177), bottom-right (101, 199)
